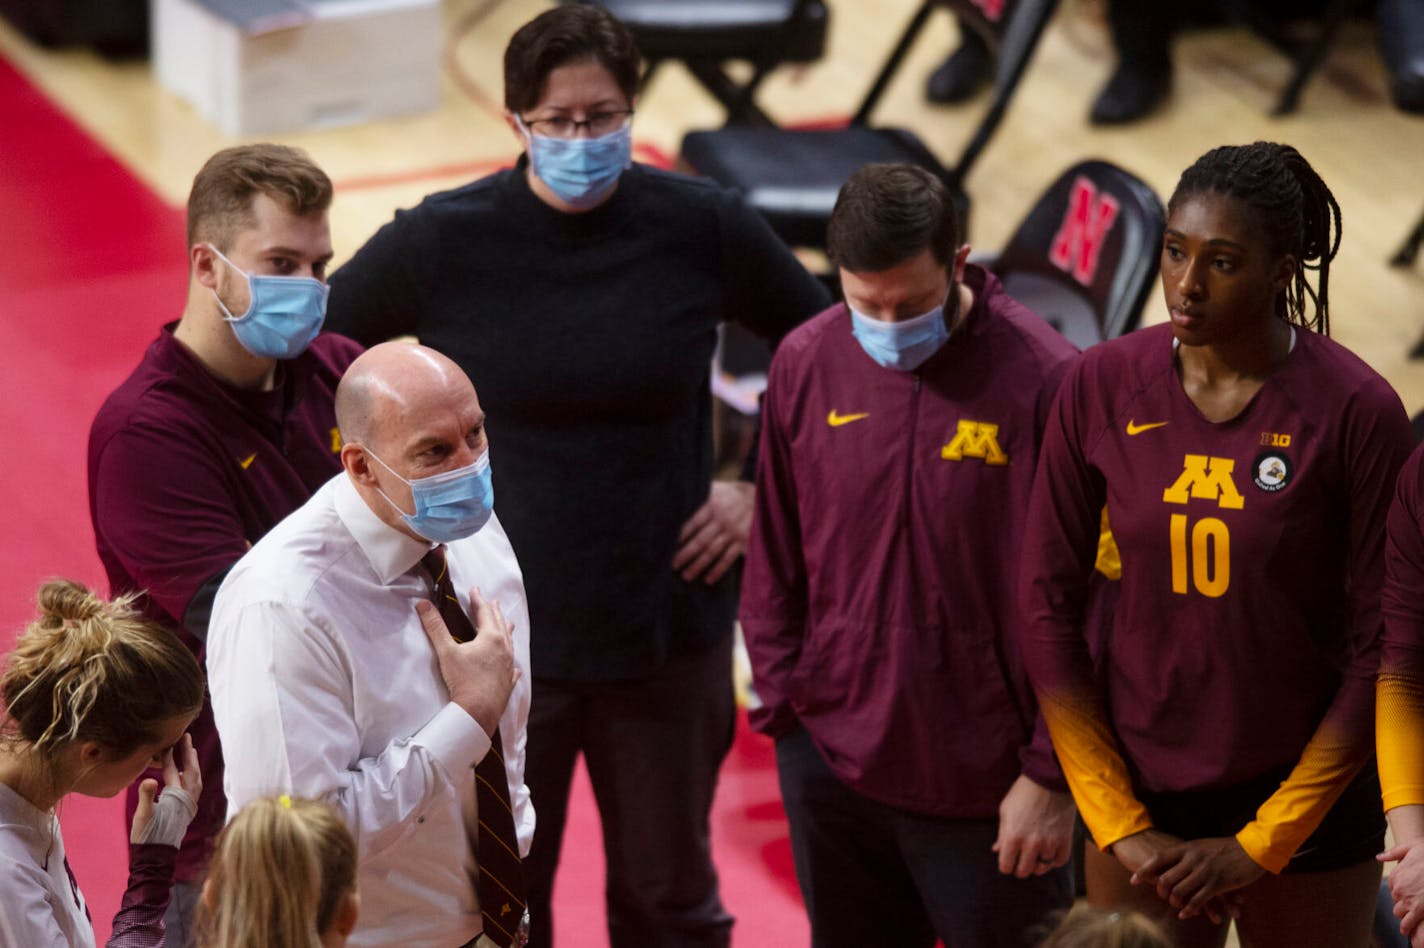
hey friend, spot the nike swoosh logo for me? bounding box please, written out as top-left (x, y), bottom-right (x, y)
top-left (1125, 420), bottom-right (1169, 436)
top-left (239, 453), bottom-right (257, 470)
top-left (827, 410), bottom-right (869, 427)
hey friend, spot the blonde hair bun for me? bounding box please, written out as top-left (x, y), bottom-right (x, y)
top-left (2, 579), bottom-right (204, 756)
top-left (37, 579), bottom-right (108, 624)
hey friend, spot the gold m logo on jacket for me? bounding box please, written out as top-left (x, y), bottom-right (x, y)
top-left (1162, 454), bottom-right (1245, 510)
top-left (941, 421), bottom-right (1008, 466)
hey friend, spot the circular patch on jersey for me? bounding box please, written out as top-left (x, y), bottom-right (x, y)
top-left (1253, 451), bottom-right (1292, 492)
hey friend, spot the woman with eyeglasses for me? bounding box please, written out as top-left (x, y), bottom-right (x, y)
top-left (323, 6), bottom-right (830, 947)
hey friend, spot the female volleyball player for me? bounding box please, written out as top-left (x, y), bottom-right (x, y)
top-left (1020, 141), bottom-right (1413, 947)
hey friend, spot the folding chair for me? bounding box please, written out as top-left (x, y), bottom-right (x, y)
top-left (1219, 0), bottom-right (1358, 116)
top-left (679, 0), bottom-right (1058, 252)
top-left (983, 159), bottom-right (1166, 348)
top-left (1394, 206), bottom-right (1424, 269)
top-left (576, 0), bottom-right (830, 126)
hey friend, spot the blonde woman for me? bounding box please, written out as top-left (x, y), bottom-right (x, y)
top-left (0, 579), bottom-right (204, 947)
top-left (199, 796), bottom-right (358, 948)
top-left (1038, 905), bottom-right (1172, 948)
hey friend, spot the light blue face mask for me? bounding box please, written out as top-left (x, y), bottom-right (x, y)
top-left (209, 245), bottom-right (328, 360)
top-left (367, 447), bottom-right (495, 544)
top-left (849, 294), bottom-right (956, 372)
top-left (521, 120), bottom-right (632, 210)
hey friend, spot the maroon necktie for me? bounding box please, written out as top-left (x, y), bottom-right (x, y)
top-left (421, 546), bottom-right (527, 947)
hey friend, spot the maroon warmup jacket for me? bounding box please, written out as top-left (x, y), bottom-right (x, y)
top-left (741, 266), bottom-right (1077, 818)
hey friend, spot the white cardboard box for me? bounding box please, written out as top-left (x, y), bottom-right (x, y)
top-left (152, 0), bottom-right (441, 135)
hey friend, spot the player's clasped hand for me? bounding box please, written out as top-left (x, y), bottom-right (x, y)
top-left (673, 481), bottom-right (755, 585)
top-left (417, 587), bottom-right (518, 737)
top-left (992, 774), bottom-right (1076, 878)
top-left (1380, 840), bottom-right (1424, 946)
top-left (1131, 835), bottom-right (1258, 924)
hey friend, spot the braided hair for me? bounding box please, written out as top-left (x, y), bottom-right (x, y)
top-left (1168, 142), bottom-right (1341, 336)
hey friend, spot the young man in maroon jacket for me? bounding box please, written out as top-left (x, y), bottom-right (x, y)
top-left (740, 163), bottom-right (1078, 947)
top-left (87, 144), bottom-right (362, 945)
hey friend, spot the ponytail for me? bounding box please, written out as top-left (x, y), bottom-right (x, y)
top-left (199, 796), bottom-right (357, 948)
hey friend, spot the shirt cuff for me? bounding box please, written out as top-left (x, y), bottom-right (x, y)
top-left (748, 701), bottom-right (798, 738)
top-left (1235, 822), bottom-right (1288, 874)
top-left (127, 842), bottom-right (178, 876)
top-left (416, 702), bottom-right (492, 780)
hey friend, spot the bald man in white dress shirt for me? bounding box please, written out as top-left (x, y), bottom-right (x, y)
top-left (208, 342), bottom-right (534, 947)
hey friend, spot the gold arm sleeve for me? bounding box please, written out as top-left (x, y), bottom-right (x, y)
top-left (1038, 687), bottom-right (1152, 850)
top-left (1235, 720), bottom-right (1366, 873)
top-left (1380, 673), bottom-right (1424, 812)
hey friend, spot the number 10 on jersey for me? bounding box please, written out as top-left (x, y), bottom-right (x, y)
top-left (1169, 514), bottom-right (1230, 598)
top-left (1162, 455), bottom-right (1242, 599)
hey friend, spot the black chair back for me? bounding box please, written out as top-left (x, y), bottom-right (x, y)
top-left (945, 0), bottom-right (1058, 185)
top-left (993, 159), bottom-right (1165, 348)
top-left (583, 0), bottom-right (830, 126)
top-left (679, 0), bottom-right (1056, 252)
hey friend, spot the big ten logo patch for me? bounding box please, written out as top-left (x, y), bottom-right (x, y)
top-left (1162, 455), bottom-right (1243, 599)
top-left (1253, 433), bottom-right (1294, 494)
top-left (941, 420), bottom-right (1008, 466)
top-left (1049, 177), bottom-right (1121, 287)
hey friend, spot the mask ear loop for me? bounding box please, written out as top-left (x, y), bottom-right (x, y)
top-left (206, 244), bottom-right (254, 322)
top-left (361, 445), bottom-right (420, 519)
top-left (512, 114), bottom-right (537, 149)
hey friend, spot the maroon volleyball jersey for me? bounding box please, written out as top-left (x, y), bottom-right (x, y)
top-left (1379, 442), bottom-right (1424, 812)
top-left (1021, 321), bottom-right (1411, 871)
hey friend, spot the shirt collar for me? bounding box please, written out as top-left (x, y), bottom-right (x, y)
top-left (333, 474), bottom-right (433, 585)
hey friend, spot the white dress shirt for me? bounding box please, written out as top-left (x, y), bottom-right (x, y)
top-left (208, 474), bottom-right (534, 948)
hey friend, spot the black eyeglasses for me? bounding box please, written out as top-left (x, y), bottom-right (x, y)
top-left (520, 109), bottom-right (635, 140)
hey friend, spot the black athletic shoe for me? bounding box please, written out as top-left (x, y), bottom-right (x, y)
top-left (1381, 0), bottom-right (1424, 113)
top-left (926, 35), bottom-right (991, 104)
top-left (1089, 62), bottom-right (1171, 125)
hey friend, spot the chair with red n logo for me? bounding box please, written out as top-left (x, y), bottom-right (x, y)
top-left (986, 159), bottom-right (1165, 349)
top-left (678, 0), bottom-right (1057, 253)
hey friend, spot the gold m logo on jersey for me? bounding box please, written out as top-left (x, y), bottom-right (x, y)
top-left (941, 421), bottom-right (1008, 466)
top-left (1162, 454), bottom-right (1245, 510)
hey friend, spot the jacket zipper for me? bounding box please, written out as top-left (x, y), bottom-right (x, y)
top-left (903, 373), bottom-right (921, 528)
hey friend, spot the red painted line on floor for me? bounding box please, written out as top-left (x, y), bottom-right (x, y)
top-left (634, 141), bottom-right (676, 168)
